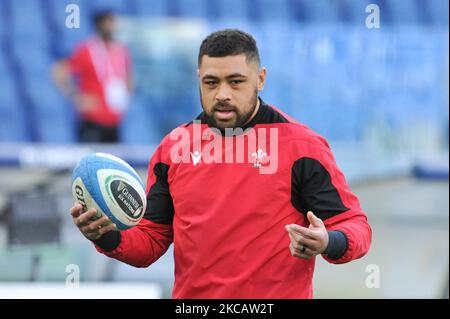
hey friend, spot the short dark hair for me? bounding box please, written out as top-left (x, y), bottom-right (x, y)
top-left (198, 29), bottom-right (260, 67)
top-left (92, 10), bottom-right (114, 29)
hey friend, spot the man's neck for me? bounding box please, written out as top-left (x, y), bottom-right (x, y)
top-left (242, 97), bottom-right (260, 127)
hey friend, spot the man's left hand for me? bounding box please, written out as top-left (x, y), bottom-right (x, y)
top-left (285, 211), bottom-right (329, 260)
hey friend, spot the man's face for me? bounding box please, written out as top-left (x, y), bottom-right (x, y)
top-left (97, 15), bottom-right (116, 40)
top-left (198, 54), bottom-right (266, 130)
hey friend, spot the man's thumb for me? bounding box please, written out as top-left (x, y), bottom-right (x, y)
top-left (307, 211), bottom-right (322, 227)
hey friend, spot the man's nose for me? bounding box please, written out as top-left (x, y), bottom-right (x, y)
top-left (215, 83), bottom-right (232, 101)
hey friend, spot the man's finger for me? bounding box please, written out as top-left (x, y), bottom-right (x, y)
top-left (289, 234), bottom-right (317, 254)
top-left (298, 252), bottom-right (313, 259)
top-left (293, 234), bottom-right (321, 252)
top-left (307, 211), bottom-right (323, 228)
top-left (84, 223), bottom-right (117, 240)
top-left (296, 247), bottom-right (314, 259)
top-left (84, 215), bottom-right (109, 232)
top-left (98, 224), bottom-right (117, 235)
top-left (289, 243), bottom-right (314, 259)
top-left (75, 208), bottom-right (98, 227)
top-left (286, 227), bottom-right (301, 242)
top-left (288, 231), bottom-right (304, 251)
top-left (70, 203), bottom-right (84, 218)
top-left (286, 224), bottom-right (316, 239)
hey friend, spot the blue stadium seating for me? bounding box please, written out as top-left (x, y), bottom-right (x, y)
top-left (120, 95), bottom-right (165, 145)
top-left (208, 19), bottom-right (258, 37)
top-left (0, 51), bottom-right (8, 79)
top-left (428, 0), bottom-right (450, 25)
top-left (214, 0), bottom-right (250, 20)
top-left (0, 96), bottom-right (28, 142)
top-left (12, 45), bottom-right (53, 80)
top-left (0, 2), bottom-right (6, 43)
top-left (90, 0), bottom-right (132, 15)
top-left (255, 0), bottom-right (292, 21)
top-left (0, 0), bottom-right (447, 147)
top-left (0, 74), bottom-right (29, 142)
top-left (173, 0), bottom-right (210, 18)
top-left (385, 0), bottom-right (421, 25)
top-left (9, 0), bottom-right (49, 47)
top-left (134, 0), bottom-right (170, 17)
top-left (25, 78), bottom-right (77, 143)
top-left (302, 0), bottom-right (341, 23)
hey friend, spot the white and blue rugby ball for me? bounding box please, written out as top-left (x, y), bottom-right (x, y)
top-left (72, 153), bottom-right (146, 230)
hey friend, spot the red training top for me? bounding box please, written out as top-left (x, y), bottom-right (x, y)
top-left (94, 99), bottom-right (372, 298)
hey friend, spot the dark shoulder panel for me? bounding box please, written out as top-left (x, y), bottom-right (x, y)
top-left (144, 162), bottom-right (174, 224)
top-left (291, 157), bottom-right (349, 220)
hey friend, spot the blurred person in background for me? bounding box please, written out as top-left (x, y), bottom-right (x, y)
top-left (52, 10), bottom-right (132, 143)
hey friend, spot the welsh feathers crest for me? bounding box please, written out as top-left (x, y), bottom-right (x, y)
top-left (251, 149), bottom-right (267, 168)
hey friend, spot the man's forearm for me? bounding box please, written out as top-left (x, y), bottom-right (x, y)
top-left (92, 219), bottom-right (174, 268)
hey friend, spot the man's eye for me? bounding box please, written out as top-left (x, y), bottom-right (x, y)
top-left (230, 80), bottom-right (244, 85)
top-left (205, 81), bottom-right (217, 86)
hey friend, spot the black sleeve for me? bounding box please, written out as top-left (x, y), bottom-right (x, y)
top-left (92, 231), bottom-right (121, 252)
top-left (291, 157), bottom-right (349, 220)
top-left (143, 162), bottom-right (175, 225)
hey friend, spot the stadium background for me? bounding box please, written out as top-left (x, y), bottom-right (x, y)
top-left (0, 0), bottom-right (448, 298)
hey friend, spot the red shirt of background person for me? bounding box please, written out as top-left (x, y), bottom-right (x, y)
top-left (53, 10), bottom-right (132, 143)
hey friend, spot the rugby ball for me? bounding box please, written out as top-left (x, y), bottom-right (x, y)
top-left (72, 153), bottom-right (146, 230)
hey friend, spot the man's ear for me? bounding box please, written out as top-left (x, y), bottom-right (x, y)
top-left (197, 69), bottom-right (200, 78)
top-left (258, 67), bottom-right (267, 91)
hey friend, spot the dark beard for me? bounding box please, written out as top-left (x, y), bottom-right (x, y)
top-left (200, 89), bottom-right (259, 134)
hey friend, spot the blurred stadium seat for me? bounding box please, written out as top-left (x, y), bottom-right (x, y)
top-left (0, 81), bottom-right (29, 142)
top-left (173, 0), bottom-right (210, 18)
top-left (214, 0), bottom-right (250, 20)
top-left (120, 96), bottom-right (164, 145)
top-left (0, 0), bottom-right (446, 150)
top-left (303, 0), bottom-right (341, 23)
top-left (255, 0), bottom-right (292, 21)
top-left (0, 3), bottom-right (6, 43)
top-left (25, 79), bottom-right (77, 143)
top-left (386, 0), bottom-right (421, 25)
top-left (134, 0), bottom-right (170, 17)
top-left (9, 0), bottom-right (49, 46)
top-left (0, 51), bottom-right (29, 142)
top-left (12, 45), bottom-right (53, 79)
top-left (90, 0), bottom-right (132, 15)
top-left (428, 0), bottom-right (450, 25)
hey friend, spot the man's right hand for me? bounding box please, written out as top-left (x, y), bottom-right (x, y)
top-left (70, 203), bottom-right (116, 241)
